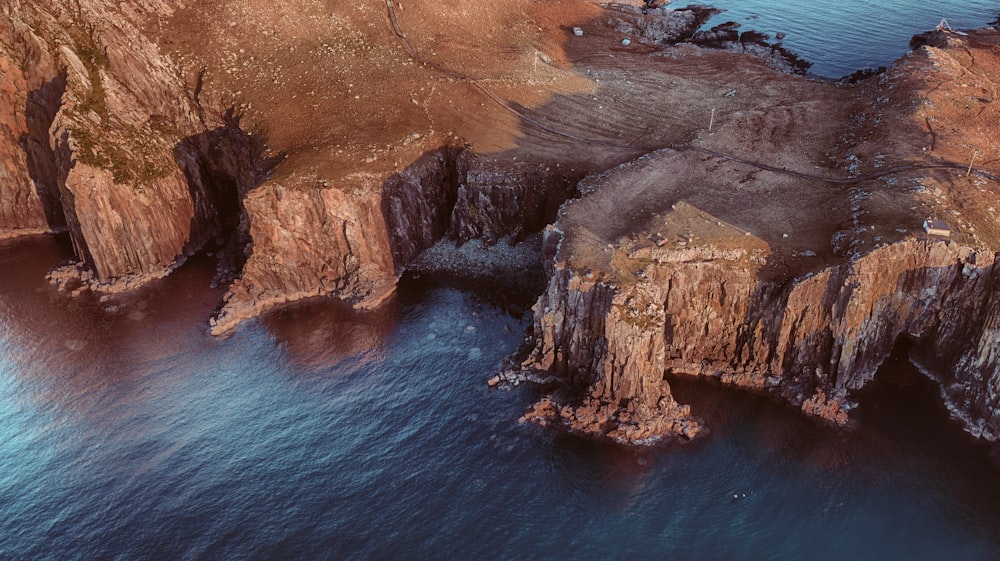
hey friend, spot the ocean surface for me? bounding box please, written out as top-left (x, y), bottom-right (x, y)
top-left (3, 4), bottom-right (1000, 560)
top-left (700, 0), bottom-right (999, 77)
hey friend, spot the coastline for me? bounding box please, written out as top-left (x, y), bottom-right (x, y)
top-left (0, 0), bottom-right (998, 442)
top-left (503, 25), bottom-right (1000, 444)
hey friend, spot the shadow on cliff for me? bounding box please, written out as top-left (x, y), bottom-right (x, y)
top-left (174, 108), bottom-right (284, 286)
top-left (19, 70), bottom-right (68, 231)
top-left (378, 145), bottom-right (572, 298)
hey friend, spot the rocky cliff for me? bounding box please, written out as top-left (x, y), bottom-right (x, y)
top-left (211, 146), bottom-right (578, 334)
top-left (0, 5), bottom-right (65, 238)
top-left (1, 0), bottom-right (274, 294)
top-left (516, 220), bottom-right (1000, 443)
top-left (3, 0), bottom-right (999, 444)
top-left (506, 28), bottom-right (1000, 444)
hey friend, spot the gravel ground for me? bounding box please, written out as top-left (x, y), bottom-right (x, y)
top-left (406, 234), bottom-right (545, 296)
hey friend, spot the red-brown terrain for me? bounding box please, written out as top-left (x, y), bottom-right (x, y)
top-left (1, 0), bottom-right (998, 443)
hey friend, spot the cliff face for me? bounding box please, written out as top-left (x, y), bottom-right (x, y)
top-left (449, 154), bottom-right (577, 245)
top-left (519, 232), bottom-right (703, 444)
top-left (0, 10), bottom-right (64, 237)
top-left (210, 174), bottom-right (397, 335)
top-left (1, 0), bottom-right (275, 294)
top-left (520, 223), bottom-right (1000, 442)
top-left (380, 147), bottom-right (578, 274)
top-left (46, 3), bottom-right (196, 283)
top-left (212, 146), bottom-right (580, 334)
top-left (0, 56), bottom-right (50, 237)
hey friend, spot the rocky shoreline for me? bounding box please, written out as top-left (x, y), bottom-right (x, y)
top-left (1, 0), bottom-right (998, 444)
top-left (498, 27), bottom-right (1000, 444)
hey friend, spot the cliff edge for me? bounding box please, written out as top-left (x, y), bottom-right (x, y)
top-left (0, 0), bottom-right (812, 331)
top-left (504, 28), bottom-right (1000, 444)
top-left (2, 1), bottom-right (999, 443)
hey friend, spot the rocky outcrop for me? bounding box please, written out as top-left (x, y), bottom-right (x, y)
top-left (508, 231), bottom-right (704, 444)
top-left (515, 217), bottom-right (1000, 442)
top-left (605, 4), bottom-right (721, 45)
top-left (512, 174), bottom-right (1000, 443)
top-left (688, 23), bottom-right (813, 74)
top-left (212, 146), bottom-right (581, 334)
top-left (210, 174), bottom-right (397, 335)
top-left (1, 1), bottom-right (278, 295)
top-left (45, 6), bottom-right (223, 289)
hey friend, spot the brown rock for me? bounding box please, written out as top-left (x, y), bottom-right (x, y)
top-left (512, 29), bottom-right (1000, 444)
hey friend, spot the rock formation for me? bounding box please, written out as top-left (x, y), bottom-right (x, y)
top-left (2, 0), bottom-right (271, 294)
top-left (516, 218), bottom-right (1000, 443)
top-left (1, 0), bottom-right (998, 445)
top-left (0, 6), bottom-right (65, 238)
top-left (2, 0), bottom-right (775, 328)
top-left (209, 146), bottom-right (578, 334)
top-left (504, 28), bottom-right (1000, 444)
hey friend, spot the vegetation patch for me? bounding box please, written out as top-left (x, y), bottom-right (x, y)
top-left (615, 287), bottom-right (662, 330)
top-left (69, 25), bottom-right (109, 123)
top-left (71, 122), bottom-right (175, 188)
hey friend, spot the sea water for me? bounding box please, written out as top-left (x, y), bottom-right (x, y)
top-left (701, 0), bottom-right (998, 77)
top-left (2, 3), bottom-right (1000, 559)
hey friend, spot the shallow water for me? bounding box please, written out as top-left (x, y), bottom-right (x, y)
top-left (3, 4), bottom-right (1000, 559)
top-left (700, 0), bottom-right (998, 77)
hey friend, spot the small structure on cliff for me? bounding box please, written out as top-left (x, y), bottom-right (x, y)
top-left (923, 219), bottom-right (951, 237)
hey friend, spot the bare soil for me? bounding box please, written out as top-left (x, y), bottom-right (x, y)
top-left (148, 1), bottom-right (998, 281)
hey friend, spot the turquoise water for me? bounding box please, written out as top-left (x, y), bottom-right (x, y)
top-left (2, 5), bottom-right (1000, 559)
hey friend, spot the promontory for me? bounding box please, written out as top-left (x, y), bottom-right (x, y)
top-left (1, 0), bottom-right (998, 442)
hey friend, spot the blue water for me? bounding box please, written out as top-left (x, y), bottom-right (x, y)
top-left (3, 5), bottom-right (1000, 559)
top-left (699, 0), bottom-right (999, 77)
top-left (3, 235), bottom-right (1000, 560)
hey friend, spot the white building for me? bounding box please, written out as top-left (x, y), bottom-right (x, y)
top-left (923, 219), bottom-right (951, 237)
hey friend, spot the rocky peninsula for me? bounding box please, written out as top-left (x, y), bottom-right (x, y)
top-left (1, 1), bottom-right (998, 443)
